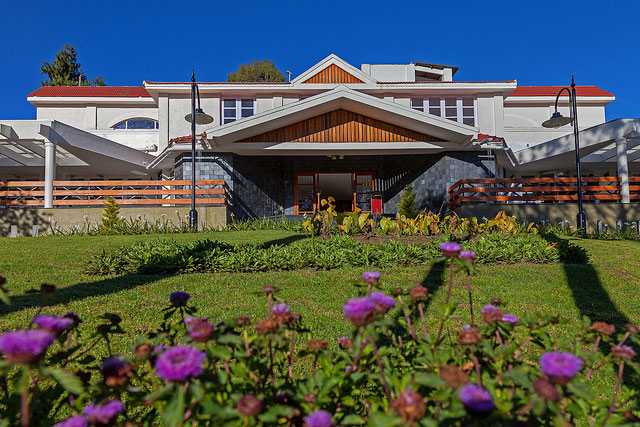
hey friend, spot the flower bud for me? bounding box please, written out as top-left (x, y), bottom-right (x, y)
top-left (237, 316), bottom-right (251, 326)
top-left (611, 345), bottom-right (636, 360)
top-left (439, 365), bottom-right (470, 389)
top-left (533, 378), bottom-right (559, 402)
top-left (308, 339), bottom-right (329, 351)
top-left (255, 319), bottom-right (278, 335)
top-left (588, 321), bottom-right (615, 336)
top-left (237, 395), bottom-right (262, 417)
top-left (135, 343), bottom-right (152, 358)
top-left (457, 327), bottom-right (481, 346)
top-left (391, 388), bottom-right (426, 424)
top-left (625, 323), bottom-right (639, 335)
top-left (102, 357), bottom-right (133, 388)
top-left (262, 285), bottom-right (276, 294)
top-left (409, 285), bottom-right (429, 300)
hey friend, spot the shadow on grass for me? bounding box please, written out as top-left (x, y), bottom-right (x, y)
top-left (260, 234), bottom-right (307, 248)
top-left (420, 259), bottom-right (446, 294)
top-left (0, 273), bottom-right (167, 317)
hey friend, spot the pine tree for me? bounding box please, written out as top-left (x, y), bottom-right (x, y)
top-left (100, 197), bottom-right (122, 230)
top-left (40, 44), bottom-right (106, 86)
top-left (397, 185), bottom-right (419, 218)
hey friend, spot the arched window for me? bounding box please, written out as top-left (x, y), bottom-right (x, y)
top-left (113, 118), bottom-right (159, 130)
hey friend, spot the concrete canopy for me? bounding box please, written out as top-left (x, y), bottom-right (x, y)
top-left (504, 119), bottom-right (640, 174)
top-left (0, 120), bottom-right (155, 179)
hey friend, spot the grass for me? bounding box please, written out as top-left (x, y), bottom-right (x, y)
top-left (0, 230), bottom-right (639, 397)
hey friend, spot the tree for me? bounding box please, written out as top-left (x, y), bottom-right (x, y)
top-left (397, 185), bottom-right (419, 218)
top-left (227, 59), bottom-right (286, 82)
top-left (41, 44), bottom-right (106, 86)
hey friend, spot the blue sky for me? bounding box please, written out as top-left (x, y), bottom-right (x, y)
top-left (1, 0), bottom-right (638, 120)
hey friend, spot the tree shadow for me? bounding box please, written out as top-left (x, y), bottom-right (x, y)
top-left (260, 234), bottom-right (307, 248)
top-left (0, 273), bottom-right (166, 316)
top-left (420, 259), bottom-right (446, 296)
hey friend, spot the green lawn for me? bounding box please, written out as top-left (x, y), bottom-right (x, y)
top-left (0, 231), bottom-right (639, 394)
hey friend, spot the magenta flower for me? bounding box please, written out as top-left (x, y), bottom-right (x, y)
top-left (362, 271), bottom-right (381, 284)
top-left (343, 297), bottom-right (376, 326)
top-left (188, 320), bottom-right (214, 342)
top-left (184, 316), bottom-right (206, 326)
top-left (459, 250), bottom-right (476, 262)
top-left (458, 384), bottom-right (494, 415)
top-left (54, 415), bottom-right (88, 427)
top-left (272, 303), bottom-right (291, 315)
top-left (83, 400), bottom-right (123, 425)
top-left (540, 352), bottom-right (583, 384)
top-left (370, 292), bottom-right (396, 314)
top-left (440, 242), bottom-right (462, 257)
top-left (32, 315), bottom-right (73, 335)
top-left (304, 409), bottom-right (333, 427)
top-left (481, 305), bottom-right (499, 314)
top-left (0, 329), bottom-right (55, 364)
top-left (169, 291), bottom-right (191, 306)
top-left (155, 345), bottom-right (206, 382)
top-left (502, 314), bottom-right (519, 324)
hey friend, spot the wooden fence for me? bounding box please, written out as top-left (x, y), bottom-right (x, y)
top-left (0, 180), bottom-right (231, 207)
top-left (448, 176), bottom-right (640, 208)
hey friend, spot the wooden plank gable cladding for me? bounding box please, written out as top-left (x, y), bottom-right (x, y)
top-left (302, 64), bottom-right (365, 84)
top-left (239, 109), bottom-right (444, 143)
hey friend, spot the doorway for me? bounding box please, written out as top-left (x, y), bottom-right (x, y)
top-left (294, 172), bottom-right (375, 214)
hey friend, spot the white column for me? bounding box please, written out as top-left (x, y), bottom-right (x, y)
top-left (616, 137), bottom-right (630, 204)
top-left (44, 141), bottom-right (56, 208)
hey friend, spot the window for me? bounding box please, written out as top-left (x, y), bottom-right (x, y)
top-left (112, 118), bottom-right (159, 129)
top-left (411, 97), bottom-right (476, 126)
top-left (222, 99), bottom-right (255, 124)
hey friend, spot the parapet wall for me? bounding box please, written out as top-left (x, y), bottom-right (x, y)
top-left (0, 206), bottom-right (230, 236)
top-left (453, 203), bottom-right (640, 233)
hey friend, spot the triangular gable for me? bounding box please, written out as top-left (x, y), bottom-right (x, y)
top-left (292, 54), bottom-right (375, 85)
top-left (302, 64), bottom-right (365, 84)
top-left (239, 109), bottom-right (444, 143)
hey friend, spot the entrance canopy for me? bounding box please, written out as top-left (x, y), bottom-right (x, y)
top-left (149, 86), bottom-right (481, 169)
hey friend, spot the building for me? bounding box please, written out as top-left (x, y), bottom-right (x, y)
top-left (3, 53), bottom-right (637, 225)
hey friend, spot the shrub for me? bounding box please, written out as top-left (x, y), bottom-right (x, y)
top-left (86, 234), bottom-right (588, 276)
top-left (1, 251), bottom-right (638, 426)
top-left (99, 197), bottom-right (123, 230)
top-left (397, 184), bottom-right (418, 218)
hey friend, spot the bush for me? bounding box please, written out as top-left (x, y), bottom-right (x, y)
top-left (397, 185), bottom-right (418, 218)
top-left (1, 254), bottom-right (638, 426)
top-left (87, 234), bottom-right (588, 276)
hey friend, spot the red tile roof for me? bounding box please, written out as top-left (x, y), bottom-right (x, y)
top-left (28, 86), bottom-right (151, 98)
top-left (509, 86), bottom-right (613, 97)
top-left (169, 133), bottom-right (207, 144)
top-left (475, 134), bottom-right (505, 143)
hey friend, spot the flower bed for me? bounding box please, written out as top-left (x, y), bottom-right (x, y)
top-left (0, 245), bottom-right (637, 426)
top-left (86, 234), bottom-right (587, 276)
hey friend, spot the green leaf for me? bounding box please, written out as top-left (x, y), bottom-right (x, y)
top-left (414, 372), bottom-right (446, 388)
top-left (44, 367), bottom-right (84, 395)
top-left (341, 414), bottom-right (365, 425)
top-left (366, 412), bottom-right (402, 427)
top-left (0, 289), bottom-right (10, 305)
top-left (163, 383), bottom-right (185, 427)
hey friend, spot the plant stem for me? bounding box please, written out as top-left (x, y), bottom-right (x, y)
top-left (399, 300), bottom-right (417, 341)
top-left (472, 352), bottom-right (483, 388)
top-left (466, 273), bottom-right (475, 325)
top-left (603, 362), bottom-right (624, 426)
top-left (445, 260), bottom-right (454, 306)
top-left (367, 330), bottom-right (392, 402)
top-left (418, 302), bottom-right (429, 340)
top-left (21, 369), bottom-right (30, 427)
top-left (288, 331), bottom-right (296, 379)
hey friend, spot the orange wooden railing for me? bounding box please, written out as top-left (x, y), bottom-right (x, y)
top-left (448, 176), bottom-right (640, 208)
top-left (0, 180), bottom-right (231, 207)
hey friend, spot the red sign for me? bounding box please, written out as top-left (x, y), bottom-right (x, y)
top-left (371, 198), bottom-right (383, 214)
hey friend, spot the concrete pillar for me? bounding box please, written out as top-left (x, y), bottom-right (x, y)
top-left (44, 140), bottom-right (56, 208)
top-left (616, 137), bottom-right (630, 204)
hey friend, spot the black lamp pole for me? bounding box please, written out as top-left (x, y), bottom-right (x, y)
top-left (543, 77), bottom-right (586, 234)
top-left (189, 71), bottom-right (198, 229)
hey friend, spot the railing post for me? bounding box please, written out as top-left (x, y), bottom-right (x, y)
top-left (616, 137), bottom-right (630, 204)
top-left (44, 141), bottom-right (56, 208)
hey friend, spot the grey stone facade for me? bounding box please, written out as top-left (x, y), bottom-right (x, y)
top-left (174, 151), bottom-right (497, 218)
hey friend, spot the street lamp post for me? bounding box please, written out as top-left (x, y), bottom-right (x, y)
top-left (184, 70), bottom-right (213, 230)
top-left (541, 76), bottom-right (586, 235)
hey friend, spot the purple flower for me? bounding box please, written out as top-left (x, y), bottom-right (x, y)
top-left (481, 305), bottom-right (499, 314)
top-left (188, 320), bottom-right (214, 342)
top-left (458, 384), bottom-right (494, 415)
top-left (304, 409), bottom-right (333, 427)
top-left (539, 352), bottom-right (583, 384)
top-left (83, 400), bottom-right (123, 425)
top-left (440, 242), bottom-right (461, 258)
top-left (370, 292), bottom-right (396, 314)
top-left (502, 314), bottom-right (518, 324)
top-left (362, 271), bottom-right (381, 284)
top-left (54, 415), bottom-right (86, 427)
top-left (155, 345), bottom-right (205, 382)
top-left (184, 316), bottom-right (206, 326)
top-left (0, 329), bottom-right (55, 364)
top-left (169, 291), bottom-right (190, 306)
top-left (272, 303), bottom-right (291, 315)
top-left (153, 345), bottom-right (166, 354)
top-left (32, 315), bottom-right (73, 335)
top-left (343, 297), bottom-right (376, 326)
top-left (459, 250), bottom-right (476, 262)
top-left (54, 415), bottom-right (88, 427)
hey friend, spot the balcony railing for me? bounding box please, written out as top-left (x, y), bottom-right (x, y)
top-left (0, 180), bottom-right (231, 207)
top-left (448, 176), bottom-right (640, 209)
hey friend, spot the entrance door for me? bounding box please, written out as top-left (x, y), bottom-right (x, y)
top-left (295, 172), bottom-right (376, 214)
